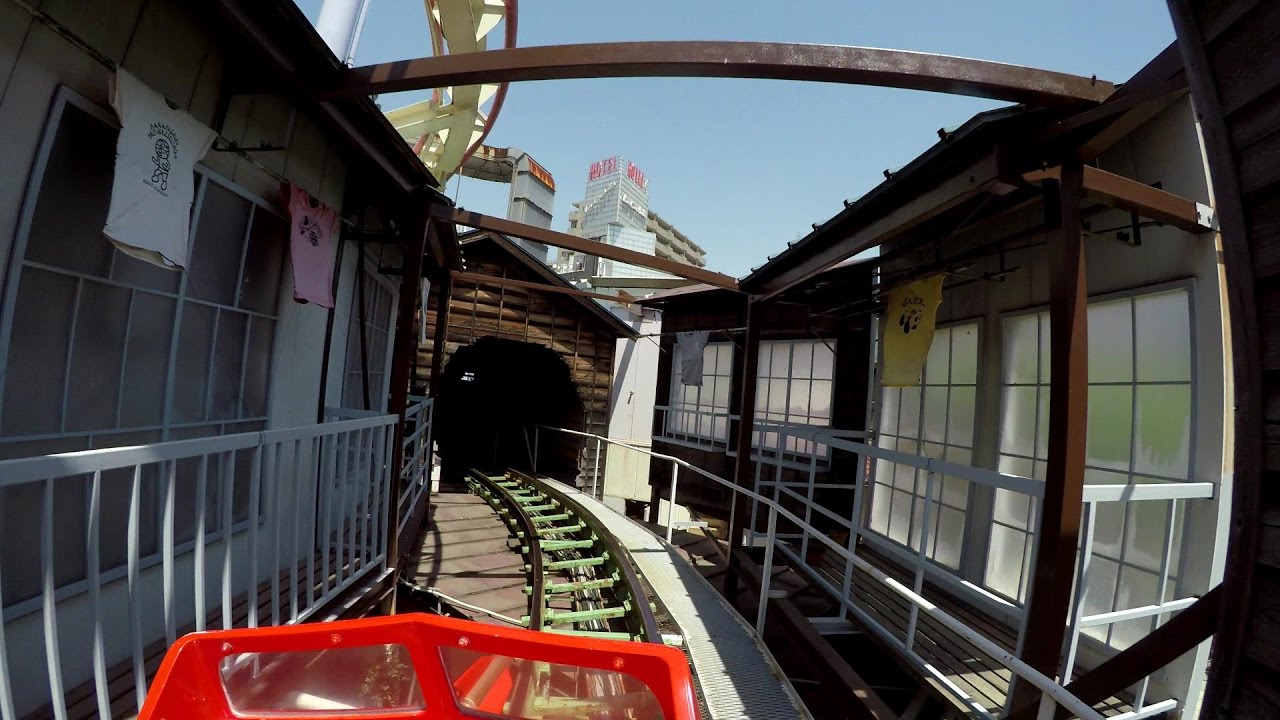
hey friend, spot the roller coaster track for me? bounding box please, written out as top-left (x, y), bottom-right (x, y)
top-left (464, 468), bottom-right (662, 644)
top-left (383, 0), bottom-right (517, 186)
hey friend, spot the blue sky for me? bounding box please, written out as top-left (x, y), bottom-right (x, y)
top-left (295, 1), bottom-right (1176, 277)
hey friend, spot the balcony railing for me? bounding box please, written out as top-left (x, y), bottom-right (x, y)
top-left (0, 412), bottom-right (414, 719)
top-left (535, 424), bottom-right (1110, 720)
top-left (398, 395), bottom-right (435, 535)
top-left (652, 405), bottom-right (866, 469)
top-left (653, 404), bottom-right (735, 452)
top-left (541, 420), bottom-right (1215, 719)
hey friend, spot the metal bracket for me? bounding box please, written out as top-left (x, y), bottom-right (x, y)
top-left (211, 139), bottom-right (286, 153)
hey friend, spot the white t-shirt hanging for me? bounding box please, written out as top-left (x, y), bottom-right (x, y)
top-left (104, 69), bottom-right (216, 270)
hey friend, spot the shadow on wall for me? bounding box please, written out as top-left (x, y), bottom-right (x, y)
top-left (435, 337), bottom-right (584, 484)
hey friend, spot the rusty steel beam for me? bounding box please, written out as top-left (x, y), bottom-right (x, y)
top-left (725, 299), bottom-right (763, 603)
top-left (1023, 164), bottom-right (1214, 233)
top-left (1010, 161), bottom-right (1089, 710)
top-left (1007, 586), bottom-right (1222, 720)
top-left (451, 270), bottom-right (635, 305)
top-left (438, 207), bottom-right (741, 290)
top-left (329, 42), bottom-right (1114, 106)
top-left (387, 206), bottom-right (432, 572)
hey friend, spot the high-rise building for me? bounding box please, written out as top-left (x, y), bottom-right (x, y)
top-left (456, 145), bottom-right (557, 261)
top-left (646, 210), bottom-right (706, 269)
top-left (553, 155), bottom-right (706, 279)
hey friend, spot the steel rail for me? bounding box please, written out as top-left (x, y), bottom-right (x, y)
top-left (329, 41), bottom-right (1115, 107)
top-left (469, 469), bottom-right (546, 630)
top-left (511, 469), bottom-right (663, 644)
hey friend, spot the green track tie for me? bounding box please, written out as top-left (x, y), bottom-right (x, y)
top-left (528, 576), bottom-right (617, 595)
top-left (540, 538), bottom-right (595, 551)
top-left (546, 628), bottom-right (635, 641)
top-left (545, 604), bottom-right (629, 623)
top-left (541, 554), bottom-right (608, 570)
top-left (530, 513), bottom-right (571, 523)
top-left (536, 523), bottom-right (585, 536)
top-left (523, 503), bottom-right (558, 512)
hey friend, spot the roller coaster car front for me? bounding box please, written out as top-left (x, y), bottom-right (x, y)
top-left (139, 612), bottom-right (698, 719)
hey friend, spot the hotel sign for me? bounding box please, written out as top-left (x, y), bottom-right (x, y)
top-left (588, 156), bottom-right (618, 181)
top-left (587, 156), bottom-right (649, 190)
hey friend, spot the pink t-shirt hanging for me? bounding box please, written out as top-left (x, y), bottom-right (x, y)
top-left (287, 183), bottom-right (337, 308)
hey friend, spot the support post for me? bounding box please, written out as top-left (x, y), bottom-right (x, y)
top-left (386, 207), bottom-right (432, 585)
top-left (725, 298), bottom-right (763, 601)
top-left (1011, 160), bottom-right (1088, 708)
top-left (593, 437), bottom-right (601, 499)
top-left (428, 270), bottom-right (454, 398)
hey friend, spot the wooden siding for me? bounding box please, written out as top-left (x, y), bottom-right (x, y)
top-left (413, 236), bottom-right (623, 487)
top-left (1172, 0), bottom-right (1280, 715)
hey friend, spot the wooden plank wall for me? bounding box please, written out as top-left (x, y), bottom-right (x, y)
top-left (412, 239), bottom-right (617, 487)
top-left (1171, 1), bottom-right (1280, 716)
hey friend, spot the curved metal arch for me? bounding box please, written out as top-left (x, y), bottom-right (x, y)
top-left (329, 41), bottom-right (1115, 107)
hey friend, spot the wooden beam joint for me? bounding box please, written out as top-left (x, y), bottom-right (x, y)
top-left (1022, 165), bottom-right (1214, 234)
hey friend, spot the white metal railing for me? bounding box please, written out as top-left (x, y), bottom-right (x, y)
top-left (653, 405), bottom-right (866, 467)
top-left (533, 425), bottom-right (1106, 720)
top-left (652, 404), bottom-right (735, 452)
top-left (652, 405), bottom-right (1211, 715)
top-left (397, 395), bottom-right (435, 534)
top-left (782, 433), bottom-right (1212, 717)
top-left (538, 422), bottom-right (1215, 720)
top-left (0, 413), bottom-right (396, 719)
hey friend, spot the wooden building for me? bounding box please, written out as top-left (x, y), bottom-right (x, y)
top-left (1171, 1), bottom-right (1280, 716)
top-left (637, 260), bottom-right (875, 522)
top-left (0, 1), bottom-right (452, 716)
top-left (648, 48), bottom-right (1232, 717)
top-left (414, 230), bottom-right (637, 488)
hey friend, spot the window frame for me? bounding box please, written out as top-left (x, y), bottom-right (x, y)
top-left (665, 340), bottom-right (734, 444)
top-left (984, 279), bottom-right (1198, 620)
top-left (867, 319), bottom-right (983, 570)
top-left (341, 252), bottom-right (399, 412)
top-left (0, 87), bottom-right (289, 449)
top-left (751, 338), bottom-right (838, 460)
top-left (0, 86), bottom-right (289, 620)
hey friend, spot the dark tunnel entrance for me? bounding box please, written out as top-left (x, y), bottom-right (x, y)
top-left (434, 337), bottom-right (584, 486)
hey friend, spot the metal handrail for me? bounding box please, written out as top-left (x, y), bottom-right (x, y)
top-left (533, 423), bottom-right (1105, 720)
top-left (397, 395), bottom-right (435, 534)
top-left (0, 414), bottom-right (398, 719)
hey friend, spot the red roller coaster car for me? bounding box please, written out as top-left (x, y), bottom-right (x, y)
top-left (139, 613), bottom-right (699, 719)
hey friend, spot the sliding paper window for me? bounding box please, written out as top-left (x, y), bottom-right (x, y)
top-left (666, 341), bottom-right (733, 442)
top-left (752, 339), bottom-right (835, 456)
top-left (0, 93), bottom-right (286, 609)
top-left (987, 288), bottom-right (1193, 647)
top-left (869, 323), bottom-right (978, 570)
top-left (341, 263), bottom-right (397, 412)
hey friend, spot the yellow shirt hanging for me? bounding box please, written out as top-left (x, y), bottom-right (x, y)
top-left (882, 274), bottom-right (945, 386)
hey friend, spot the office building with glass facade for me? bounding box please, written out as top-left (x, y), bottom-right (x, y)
top-left (553, 155), bottom-right (705, 280)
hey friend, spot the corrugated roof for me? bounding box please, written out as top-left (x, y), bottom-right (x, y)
top-left (739, 105), bottom-right (1048, 292)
